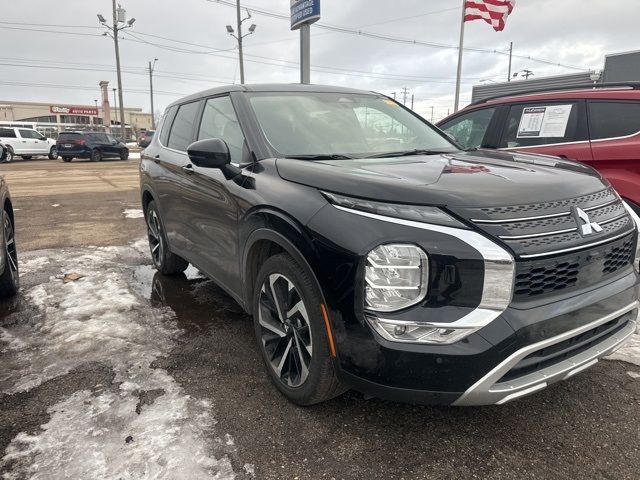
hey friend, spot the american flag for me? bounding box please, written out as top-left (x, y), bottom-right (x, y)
top-left (464, 0), bottom-right (516, 32)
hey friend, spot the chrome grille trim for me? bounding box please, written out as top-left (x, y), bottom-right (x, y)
top-left (519, 230), bottom-right (635, 259)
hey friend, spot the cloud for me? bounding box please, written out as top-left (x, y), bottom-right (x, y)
top-left (0, 0), bottom-right (636, 120)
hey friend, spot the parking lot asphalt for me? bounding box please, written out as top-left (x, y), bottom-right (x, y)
top-left (1, 157), bottom-right (640, 479)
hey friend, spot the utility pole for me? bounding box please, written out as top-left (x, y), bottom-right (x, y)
top-left (112, 88), bottom-right (119, 136)
top-left (507, 42), bottom-right (513, 82)
top-left (391, 92), bottom-right (397, 100)
top-left (401, 87), bottom-right (409, 105)
top-left (98, 3), bottom-right (136, 142)
top-left (430, 106), bottom-right (434, 123)
top-left (411, 94), bottom-right (414, 110)
top-left (226, 2), bottom-right (256, 84)
top-left (454, 0), bottom-right (466, 112)
top-left (149, 58), bottom-right (158, 130)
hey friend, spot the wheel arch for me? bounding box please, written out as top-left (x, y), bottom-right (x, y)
top-left (241, 210), bottom-right (323, 315)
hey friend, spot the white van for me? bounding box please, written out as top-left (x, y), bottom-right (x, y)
top-left (0, 127), bottom-right (58, 162)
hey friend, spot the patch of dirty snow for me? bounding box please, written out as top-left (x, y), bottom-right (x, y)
top-left (0, 246), bottom-right (236, 479)
top-left (123, 208), bottom-right (145, 219)
top-left (17, 256), bottom-right (50, 276)
top-left (51, 204), bottom-right (60, 208)
top-left (243, 463), bottom-right (255, 477)
top-left (607, 332), bottom-right (640, 367)
top-left (627, 371), bottom-right (640, 379)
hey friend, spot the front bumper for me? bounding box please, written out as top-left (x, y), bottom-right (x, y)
top-left (335, 271), bottom-right (639, 406)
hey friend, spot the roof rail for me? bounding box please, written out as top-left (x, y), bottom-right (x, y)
top-left (471, 82), bottom-right (640, 106)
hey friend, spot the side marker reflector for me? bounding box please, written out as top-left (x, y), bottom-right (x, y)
top-left (320, 304), bottom-right (337, 357)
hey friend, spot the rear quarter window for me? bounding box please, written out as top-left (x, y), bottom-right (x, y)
top-left (588, 101), bottom-right (640, 140)
top-left (0, 128), bottom-right (16, 138)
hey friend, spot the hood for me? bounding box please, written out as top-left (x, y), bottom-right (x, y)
top-left (275, 149), bottom-right (608, 208)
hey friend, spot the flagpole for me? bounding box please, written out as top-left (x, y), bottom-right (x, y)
top-left (454, 0), bottom-right (466, 112)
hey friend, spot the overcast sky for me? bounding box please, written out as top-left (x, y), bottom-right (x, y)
top-left (1, 0), bottom-right (637, 120)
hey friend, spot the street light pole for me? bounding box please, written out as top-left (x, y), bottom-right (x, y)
top-left (98, 2), bottom-right (136, 142)
top-left (226, 4), bottom-right (256, 84)
top-left (149, 58), bottom-right (158, 130)
top-left (112, 88), bottom-right (119, 135)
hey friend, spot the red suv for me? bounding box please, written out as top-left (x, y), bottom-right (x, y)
top-left (438, 83), bottom-right (640, 214)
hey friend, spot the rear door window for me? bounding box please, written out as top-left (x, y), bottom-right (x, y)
top-left (167, 102), bottom-right (200, 151)
top-left (588, 101), bottom-right (640, 140)
top-left (439, 108), bottom-right (496, 150)
top-left (499, 102), bottom-right (585, 148)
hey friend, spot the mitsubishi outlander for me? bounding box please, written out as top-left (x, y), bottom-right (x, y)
top-left (139, 84), bottom-right (640, 406)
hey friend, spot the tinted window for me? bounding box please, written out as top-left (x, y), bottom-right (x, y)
top-left (58, 133), bottom-right (82, 141)
top-left (19, 129), bottom-right (39, 139)
top-left (86, 133), bottom-right (101, 142)
top-left (0, 128), bottom-right (17, 138)
top-left (500, 103), bottom-right (583, 148)
top-left (198, 96), bottom-right (245, 163)
top-left (589, 101), bottom-right (640, 140)
top-left (439, 108), bottom-right (496, 150)
top-left (167, 102), bottom-right (199, 151)
top-left (106, 135), bottom-right (117, 143)
top-left (159, 107), bottom-right (177, 146)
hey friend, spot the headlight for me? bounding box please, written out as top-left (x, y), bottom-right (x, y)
top-left (623, 201), bottom-right (640, 273)
top-left (365, 244), bottom-right (428, 312)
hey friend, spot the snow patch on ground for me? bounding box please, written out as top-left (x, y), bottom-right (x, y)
top-left (0, 245), bottom-right (235, 479)
top-left (123, 208), bottom-right (145, 219)
top-left (17, 256), bottom-right (50, 276)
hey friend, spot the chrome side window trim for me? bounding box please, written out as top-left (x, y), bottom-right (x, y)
top-left (333, 205), bottom-right (515, 334)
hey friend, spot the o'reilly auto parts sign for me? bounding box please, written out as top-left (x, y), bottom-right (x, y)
top-left (290, 0), bottom-right (320, 30)
top-left (50, 106), bottom-right (99, 116)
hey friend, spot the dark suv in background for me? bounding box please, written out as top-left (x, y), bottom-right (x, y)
top-left (140, 84), bottom-right (640, 406)
top-left (56, 131), bottom-right (129, 162)
top-left (438, 83), bottom-right (640, 214)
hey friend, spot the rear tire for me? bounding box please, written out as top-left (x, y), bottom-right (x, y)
top-left (62, 157), bottom-right (73, 162)
top-left (145, 200), bottom-right (188, 275)
top-left (120, 149), bottom-right (129, 161)
top-left (3, 147), bottom-right (13, 163)
top-left (48, 146), bottom-right (58, 160)
top-left (253, 253), bottom-right (346, 405)
top-left (91, 149), bottom-right (102, 162)
top-left (0, 210), bottom-right (19, 298)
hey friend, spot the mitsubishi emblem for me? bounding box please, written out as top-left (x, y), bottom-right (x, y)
top-left (572, 207), bottom-right (603, 236)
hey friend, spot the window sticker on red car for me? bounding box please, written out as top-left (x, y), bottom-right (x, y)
top-left (517, 104), bottom-right (573, 138)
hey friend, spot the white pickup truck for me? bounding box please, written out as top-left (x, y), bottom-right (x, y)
top-left (0, 127), bottom-right (58, 162)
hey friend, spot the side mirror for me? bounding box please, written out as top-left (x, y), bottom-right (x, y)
top-left (187, 138), bottom-right (231, 169)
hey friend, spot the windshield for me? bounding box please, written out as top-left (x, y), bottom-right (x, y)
top-left (248, 92), bottom-right (458, 158)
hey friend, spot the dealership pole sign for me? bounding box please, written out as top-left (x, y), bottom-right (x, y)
top-left (290, 0), bottom-right (320, 30)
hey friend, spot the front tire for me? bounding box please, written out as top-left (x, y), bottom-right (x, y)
top-left (0, 210), bottom-right (19, 298)
top-left (48, 146), bottom-right (58, 160)
top-left (145, 200), bottom-right (188, 275)
top-left (91, 149), bottom-right (102, 162)
top-left (253, 253), bottom-right (345, 405)
top-left (120, 149), bottom-right (129, 160)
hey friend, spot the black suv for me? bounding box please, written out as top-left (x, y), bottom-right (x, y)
top-left (140, 84), bottom-right (640, 406)
top-left (57, 131), bottom-right (129, 162)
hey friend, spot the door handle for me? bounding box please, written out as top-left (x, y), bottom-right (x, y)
top-left (182, 164), bottom-right (195, 174)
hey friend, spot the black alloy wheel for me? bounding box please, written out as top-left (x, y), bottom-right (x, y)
top-left (120, 149), bottom-right (129, 161)
top-left (91, 149), bottom-right (102, 162)
top-left (145, 201), bottom-right (188, 275)
top-left (258, 273), bottom-right (314, 387)
top-left (0, 210), bottom-right (19, 297)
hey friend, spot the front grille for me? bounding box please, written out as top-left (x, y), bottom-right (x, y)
top-left (514, 236), bottom-right (634, 299)
top-left (453, 188), bottom-right (635, 258)
top-left (499, 313), bottom-right (632, 383)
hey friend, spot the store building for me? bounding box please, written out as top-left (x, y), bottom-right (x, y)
top-left (471, 50), bottom-right (640, 103)
top-left (0, 80), bottom-right (153, 140)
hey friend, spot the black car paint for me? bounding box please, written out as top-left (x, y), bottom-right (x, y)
top-left (56, 132), bottom-right (128, 160)
top-left (140, 84), bottom-right (639, 404)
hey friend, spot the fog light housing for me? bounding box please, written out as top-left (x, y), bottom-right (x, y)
top-left (365, 244), bottom-right (429, 312)
top-left (366, 316), bottom-right (475, 344)
top-left (623, 201), bottom-right (640, 273)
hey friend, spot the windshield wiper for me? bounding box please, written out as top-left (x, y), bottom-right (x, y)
top-left (367, 149), bottom-right (454, 159)
top-left (283, 154), bottom-right (354, 160)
